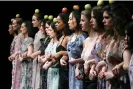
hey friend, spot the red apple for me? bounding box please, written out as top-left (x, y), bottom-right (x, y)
top-left (62, 7), bottom-right (68, 13)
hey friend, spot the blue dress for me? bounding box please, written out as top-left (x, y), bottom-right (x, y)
top-left (67, 33), bottom-right (87, 89)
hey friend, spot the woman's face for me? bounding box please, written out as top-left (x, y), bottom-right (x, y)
top-left (8, 25), bottom-right (14, 35)
top-left (32, 15), bottom-right (40, 27)
top-left (48, 26), bottom-right (56, 38)
top-left (40, 22), bottom-right (45, 34)
top-left (124, 30), bottom-right (130, 48)
top-left (45, 23), bottom-right (50, 36)
top-left (56, 16), bottom-right (65, 31)
top-left (80, 14), bottom-right (89, 31)
top-left (68, 13), bottom-right (77, 30)
top-left (12, 20), bottom-right (19, 31)
top-left (20, 23), bottom-right (28, 35)
top-left (90, 11), bottom-right (98, 30)
top-left (103, 11), bottom-right (113, 30)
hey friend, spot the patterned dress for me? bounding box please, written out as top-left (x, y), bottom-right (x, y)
top-left (10, 36), bottom-right (17, 89)
top-left (128, 54), bottom-right (133, 89)
top-left (32, 30), bottom-right (45, 89)
top-left (20, 37), bottom-right (33, 89)
top-left (40, 36), bottom-right (51, 89)
top-left (13, 33), bottom-right (24, 89)
top-left (105, 37), bottom-right (130, 89)
top-left (67, 33), bottom-right (87, 89)
top-left (45, 39), bottom-right (59, 89)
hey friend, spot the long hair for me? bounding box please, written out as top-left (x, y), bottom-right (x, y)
top-left (104, 3), bottom-right (131, 36)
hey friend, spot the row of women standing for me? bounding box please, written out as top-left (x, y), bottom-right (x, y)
top-left (8, 1), bottom-right (133, 89)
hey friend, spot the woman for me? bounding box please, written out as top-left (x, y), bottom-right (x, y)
top-left (67, 5), bottom-right (87, 89)
top-left (31, 9), bottom-right (45, 89)
top-left (9, 16), bottom-right (24, 89)
top-left (125, 21), bottom-right (133, 89)
top-left (43, 22), bottom-right (60, 89)
top-left (8, 22), bottom-right (17, 89)
top-left (97, 3), bottom-right (131, 89)
top-left (19, 21), bottom-right (34, 89)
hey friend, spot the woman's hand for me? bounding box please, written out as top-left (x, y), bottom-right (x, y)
top-left (112, 64), bottom-right (121, 76)
top-left (75, 67), bottom-right (83, 80)
top-left (89, 68), bottom-right (97, 80)
top-left (104, 71), bottom-right (114, 80)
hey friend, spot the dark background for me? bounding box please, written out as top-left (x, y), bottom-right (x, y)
top-left (0, 1), bottom-right (132, 89)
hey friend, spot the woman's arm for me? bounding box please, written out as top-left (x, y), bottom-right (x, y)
top-left (122, 49), bottom-right (131, 70)
top-left (31, 50), bottom-right (41, 59)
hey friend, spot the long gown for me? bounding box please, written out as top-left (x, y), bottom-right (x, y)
top-left (13, 33), bottom-right (24, 89)
top-left (45, 39), bottom-right (59, 89)
top-left (67, 32), bottom-right (87, 89)
top-left (20, 37), bottom-right (33, 89)
top-left (32, 30), bottom-right (45, 89)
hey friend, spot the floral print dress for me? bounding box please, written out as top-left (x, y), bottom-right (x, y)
top-left (67, 33), bottom-right (87, 89)
top-left (20, 37), bottom-right (33, 89)
top-left (105, 37), bottom-right (130, 89)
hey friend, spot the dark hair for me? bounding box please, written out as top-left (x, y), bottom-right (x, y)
top-left (92, 6), bottom-right (104, 29)
top-left (71, 10), bottom-right (81, 31)
top-left (58, 12), bottom-right (71, 36)
top-left (50, 22), bottom-right (61, 40)
top-left (103, 3), bottom-right (131, 36)
top-left (125, 21), bottom-right (133, 51)
top-left (46, 20), bottom-right (53, 26)
top-left (23, 21), bottom-right (35, 38)
top-left (40, 19), bottom-right (47, 35)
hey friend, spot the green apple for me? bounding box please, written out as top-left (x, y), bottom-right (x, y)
top-left (48, 15), bottom-right (53, 20)
top-left (44, 15), bottom-right (48, 19)
top-left (84, 4), bottom-right (91, 10)
top-left (53, 18), bottom-right (57, 22)
top-left (35, 9), bottom-right (39, 14)
top-left (16, 14), bottom-right (20, 18)
top-left (97, 0), bottom-right (104, 6)
top-left (109, 0), bottom-right (115, 4)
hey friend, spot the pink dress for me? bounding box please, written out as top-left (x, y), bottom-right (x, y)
top-left (13, 33), bottom-right (24, 89)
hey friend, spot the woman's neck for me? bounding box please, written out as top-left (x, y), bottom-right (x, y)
top-left (13, 33), bottom-right (17, 37)
top-left (52, 36), bottom-right (58, 42)
top-left (38, 24), bottom-right (41, 30)
top-left (24, 33), bottom-right (28, 39)
top-left (74, 29), bottom-right (81, 35)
